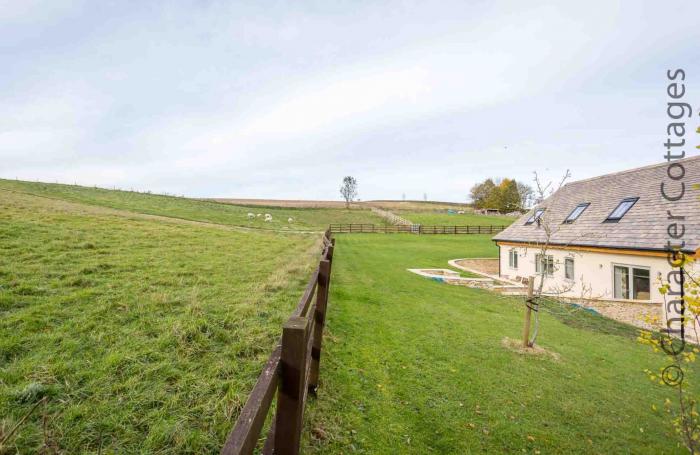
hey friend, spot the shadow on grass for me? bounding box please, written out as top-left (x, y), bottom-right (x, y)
top-left (538, 297), bottom-right (639, 341)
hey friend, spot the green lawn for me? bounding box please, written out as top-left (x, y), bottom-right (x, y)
top-left (2, 182), bottom-right (691, 454)
top-left (0, 179), bottom-right (385, 231)
top-left (396, 210), bottom-right (515, 226)
top-left (303, 234), bottom-right (694, 454)
top-left (0, 190), bottom-right (319, 453)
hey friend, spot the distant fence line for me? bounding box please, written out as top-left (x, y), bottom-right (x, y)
top-left (329, 223), bottom-right (507, 234)
top-left (221, 229), bottom-right (335, 455)
top-left (370, 207), bottom-right (413, 225)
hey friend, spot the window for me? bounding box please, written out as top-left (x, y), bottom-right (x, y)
top-left (565, 257), bottom-right (575, 280)
top-left (535, 254), bottom-right (554, 276)
top-left (613, 265), bottom-right (650, 300)
top-left (509, 249), bottom-right (518, 269)
top-left (525, 208), bottom-right (545, 225)
top-left (564, 203), bottom-right (590, 223)
top-left (605, 197), bottom-right (639, 222)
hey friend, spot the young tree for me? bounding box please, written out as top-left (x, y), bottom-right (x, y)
top-left (522, 169), bottom-right (571, 348)
top-left (339, 176), bottom-right (358, 209)
top-left (638, 183), bottom-right (700, 453)
top-left (639, 254), bottom-right (700, 453)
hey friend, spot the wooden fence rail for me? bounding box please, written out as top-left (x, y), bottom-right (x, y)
top-left (369, 207), bottom-right (413, 226)
top-left (221, 229), bottom-right (335, 455)
top-left (328, 224), bottom-right (507, 234)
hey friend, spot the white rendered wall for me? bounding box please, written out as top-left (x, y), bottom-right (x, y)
top-left (498, 245), bottom-right (678, 304)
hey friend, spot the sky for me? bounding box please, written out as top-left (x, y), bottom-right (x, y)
top-left (1, 1), bottom-right (700, 202)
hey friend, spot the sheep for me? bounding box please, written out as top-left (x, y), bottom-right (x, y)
top-left (247, 212), bottom-right (255, 219)
top-left (257, 213), bottom-right (262, 217)
top-left (264, 214), bottom-right (272, 222)
top-left (288, 217), bottom-right (294, 223)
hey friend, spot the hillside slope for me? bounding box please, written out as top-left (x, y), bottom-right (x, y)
top-left (0, 180), bottom-right (385, 231)
top-left (0, 188), bottom-right (319, 452)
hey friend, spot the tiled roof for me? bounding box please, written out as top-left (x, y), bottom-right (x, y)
top-left (492, 156), bottom-right (700, 253)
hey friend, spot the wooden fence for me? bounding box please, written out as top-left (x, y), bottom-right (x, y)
top-left (328, 224), bottom-right (507, 234)
top-left (369, 207), bottom-right (413, 225)
top-left (220, 229), bottom-right (335, 455)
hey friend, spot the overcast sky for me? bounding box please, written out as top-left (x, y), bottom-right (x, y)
top-left (1, 1), bottom-right (699, 202)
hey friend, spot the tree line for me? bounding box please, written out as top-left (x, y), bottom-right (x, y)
top-left (470, 178), bottom-right (533, 213)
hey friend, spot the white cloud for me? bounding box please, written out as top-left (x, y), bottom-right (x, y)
top-left (1, 1), bottom-right (699, 200)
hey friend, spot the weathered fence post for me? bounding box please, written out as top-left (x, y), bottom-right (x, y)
top-left (522, 277), bottom-right (535, 348)
top-left (274, 317), bottom-right (310, 455)
top-left (328, 240), bottom-right (335, 261)
top-left (308, 259), bottom-right (331, 393)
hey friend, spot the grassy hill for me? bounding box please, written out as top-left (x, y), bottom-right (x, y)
top-left (0, 180), bottom-right (386, 231)
top-left (0, 187), bottom-right (321, 452)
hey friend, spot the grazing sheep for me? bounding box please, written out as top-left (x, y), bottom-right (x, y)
top-left (264, 214), bottom-right (272, 222)
top-left (288, 217), bottom-right (294, 223)
top-left (247, 212), bottom-right (255, 219)
top-left (257, 213), bottom-right (262, 217)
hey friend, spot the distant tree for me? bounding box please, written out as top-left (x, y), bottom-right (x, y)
top-left (471, 178), bottom-right (532, 212)
top-left (517, 182), bottom-right (534, 209)
top-left (339, 176), bottom-right (358, 209)
top-left (470, 179), bottom-right (497, 209)
top-left (497, 179), bottom-right (521, 213)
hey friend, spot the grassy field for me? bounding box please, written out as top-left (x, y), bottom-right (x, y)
top-left (0, 180), bottom-right (385, 231)
top-left (396, 210), bottom-right (515, 226)
top-left (364, 201), bottom-right (471, 211)
top-left (303, 234), bottom-right (695, 454)
top-left (3, 181), bottom-right (690, 453)
top-left (0, 190), bottom-right (321, 453)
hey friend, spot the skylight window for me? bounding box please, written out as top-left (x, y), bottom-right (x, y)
top-left (564, 203), bottom-right (590, 224)
top-left (605, 197), bottom-right (639, 222)
top-left (525, 208), bottom-right (545, 225)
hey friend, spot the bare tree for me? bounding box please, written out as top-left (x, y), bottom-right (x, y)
top-left (339, 176), bottom-right (358, 209)
top-left (523, 169), bottom-right (571, 347)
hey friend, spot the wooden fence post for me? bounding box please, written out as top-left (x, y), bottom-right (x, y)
top-left (274, 317), bottom-right (310, 455)
top-left (308, 259), bottom-right (331, 393)
top-left (522, 278), bottom-right (535, 348)
top-left (326, 240), bottom-right (335, 262)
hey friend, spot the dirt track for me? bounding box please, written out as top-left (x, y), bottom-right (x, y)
top-left (2, 189), bottom-right (323, 235)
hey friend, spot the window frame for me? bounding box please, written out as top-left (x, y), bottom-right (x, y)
top-left (564, 257), bottom-right (575, 280)
top-left (605, 197), bottom-right (639, 223)
top-left (508, 249), bottom-right (518, 269)
top-left (563, 203), bottom-right (590, 224)
top-left (612, 263), bottom-right (651, 301)
top-left (525, 208), bottom-right (545, 226)
top-left (535, 254), bottom-right (554, 276)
